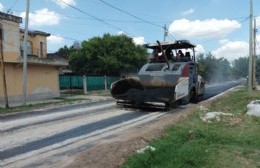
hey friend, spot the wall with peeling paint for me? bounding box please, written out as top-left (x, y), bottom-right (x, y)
top-left (0, 63), bottom-right (60, 104)
top-left (2, 19), bottom-right (21, 63)
top-left (20, 30), bottom-right (49, 58)
top-left (0, 12), bottom-right (66, 105)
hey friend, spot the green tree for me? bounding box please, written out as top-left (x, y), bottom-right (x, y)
top-left (231, 57), bottom-right (248, 78)
top-left (69, 34), bottom-right (147, 75)
top-left (56, 45), bottom-right (76, 59)
top-left (197, 52), bottom-right (232, 83)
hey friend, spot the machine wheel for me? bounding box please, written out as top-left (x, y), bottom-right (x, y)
top-left (165, 100), bottom-right (178, 110)
top-left (165, 102), bottom-right (171, 110)
top-left (181, 92), bottom-right (190, 105)
top-left (191, 89), bottom-right (204, 103)
top-left (192, 95), bottom-right (199, 103)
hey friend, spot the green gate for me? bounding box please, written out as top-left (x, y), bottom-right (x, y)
top-left (59, 75), bottom-right (83, 89)
top-left (59, 75), bottom-right (71, 89)
top-left (86, 76), bottom-right (105, 90)
top-left (59, 75), bottom-right (120, 91)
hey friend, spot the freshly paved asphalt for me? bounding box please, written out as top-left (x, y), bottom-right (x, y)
top-left (0, 80), bottom-right (243, 167)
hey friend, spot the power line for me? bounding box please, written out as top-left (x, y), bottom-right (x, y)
top-left (99, 0), bottom-right (163, 28)
top-left (196, 16), bottom-right (249, 37)
top-left (169, 16), bottom-right (250, 38)
top-left (0, 23), bottom-right (77, 53)
top-left (12, 8), bottom-right (251, 25)
top-left (0, 19), bottom-right (81, 43)
top-left (168, 34), bottom-right (177, 41)
top-left (11, 7), bottom-right (251, 40)
top-left (7, 0), bottom-right (19, 13)
top-left (51, 34), bottom-right (80, 42)
top-left (55, 0), bottom-right (133, 36)
top-left (12, 9), bottom-right (171, 24)
top-left (1, 14), bottom-right (101, 40)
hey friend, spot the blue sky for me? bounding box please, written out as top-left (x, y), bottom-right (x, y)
top-left (0, 0), bottom-right (260, 61)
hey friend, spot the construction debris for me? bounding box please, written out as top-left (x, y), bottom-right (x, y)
top-left (200, 112), bottom-right (233, 123)
top-left (199, 105), bottom-right (209, 112)
top-left (246, 100), bottom-right (260, 117)
top-left (137, 146), bottom-right (156, 154)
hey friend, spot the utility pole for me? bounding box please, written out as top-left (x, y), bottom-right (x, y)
top-left (163, 24), bottom-right (168, 41)
top-left (22, 0), bottom-right (30, 105)
top-left (252, 19), bottom-right (257, 89)
top-left (0, 29), bottom-right (9, 108)
top-left (248, 0), bottom-right (253, 93)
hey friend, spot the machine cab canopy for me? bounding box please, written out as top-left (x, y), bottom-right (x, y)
top-left (144, 40), bottom-right (196, 50)
top-left (144, 40), bottom-right (197, 63)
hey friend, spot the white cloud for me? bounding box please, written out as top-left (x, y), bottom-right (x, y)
top-left (256, 16), bottom-right (260, 28)
top-left (53, 0), bottom-right (76, 9)
top-left (257, 34), bottom-right (260, 56)
top-left (47, 35), bottom-right (64, 44)
top-left (117, 31), bottom-right (125, 35)
top-left (169, 19), bottom-right (241, 38)
top-left (219, 39), bottom-right (230, 44)
top-left (20, 8), bottom-right (61, 26)
top-left (116, 31), bottom-right (145, 45)
top-left (182, 8), bottom-right (195, 16)
top-left (195, 44), bottom-right (205, 54)
top-left (212, 40), bottom-right (248, 61)
top-left (0, 3), bottom-right (4, 11)
top-left (132, 36), bottom-right (145, 45)
top-left (180, 44), bottom-right (205, 56)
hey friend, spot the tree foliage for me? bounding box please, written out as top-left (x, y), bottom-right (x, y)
top-left (56, 35), bottom-right (258, 83)
top-left (197, 53), bottom-right (232, 83)
top-left (56, 45), bottom-right (75, 59)
top-left (196, 53), bottom-right (260, 83)
top-left (68, 34), bottom-right (147, 75)
top-left (231, 57), bottom-right (249, 78)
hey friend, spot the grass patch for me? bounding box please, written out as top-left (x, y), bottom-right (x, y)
top-left (0, 97), bottom-right (87, 114)
top-left (123, 87), bottom-right (260, 168)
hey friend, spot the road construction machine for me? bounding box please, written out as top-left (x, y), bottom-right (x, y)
top-left (110, 40), bottom-right (205, 109)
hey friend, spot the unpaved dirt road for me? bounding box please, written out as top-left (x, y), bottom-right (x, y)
top-left (0, 81), bottom-right (242, 168)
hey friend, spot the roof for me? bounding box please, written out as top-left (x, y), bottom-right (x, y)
top-left (0, 12), bottom-right (22, 23)
top-left (20, 29), bottom-right (51, 37)
top-left (144, 40), bottom-right (196, 50)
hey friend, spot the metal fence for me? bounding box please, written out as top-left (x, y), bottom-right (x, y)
top-left (59, 75), bottom-right (120, 91)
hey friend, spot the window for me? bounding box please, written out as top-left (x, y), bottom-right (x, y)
top-left (146, 64), bottom-right (165, 71)
top-left (0, 27), bottom-right (3, 58)
top-left (27, 41), bottom-right (32, 55)
top-left (0, 27), bottom-right (2, 40)
top-left (39, 42), bottom-right (43, 57)
top-left (172, 64), bottom-right (181, 71)
top-left (20, 40), bottom-right (32, 56)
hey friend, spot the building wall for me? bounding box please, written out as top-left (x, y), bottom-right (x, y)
top-left (0, 63), bottom-right (60, 104)
top-left (20, 32), bottom-right (48, 58)
top-left (0, 12), bottom-right (66, 105)
top-left (1, 20), bottom-right (21, 63)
